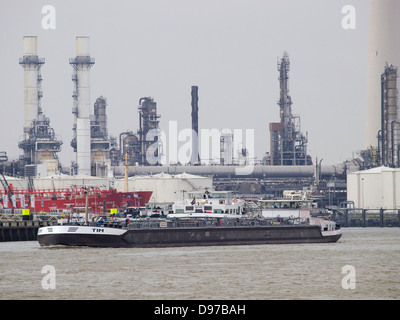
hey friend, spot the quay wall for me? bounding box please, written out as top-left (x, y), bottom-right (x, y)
top-left (0, 220), bottom-right (56, 242)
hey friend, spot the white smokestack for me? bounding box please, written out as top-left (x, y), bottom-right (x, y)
top-left (73, 36), bottom-right (94, 176)
top-left (21, 36), bottom-right (41, 133)
top-left (365, 0), bottom-right (400, 148)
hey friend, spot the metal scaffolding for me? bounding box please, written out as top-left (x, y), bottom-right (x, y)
top-left (269, 52), bottom-right (311, 166)
top-left (138, 97), bottom-right (160, 165)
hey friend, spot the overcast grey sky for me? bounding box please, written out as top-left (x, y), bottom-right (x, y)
top-left (0, 0), bottom-right (369, 166)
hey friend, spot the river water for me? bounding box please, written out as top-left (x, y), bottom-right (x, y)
top-left (0, 228), bottom-right (399, 300)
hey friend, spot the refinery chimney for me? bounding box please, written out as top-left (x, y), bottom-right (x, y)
top-left (365, 0), bottom-right (400, 148)
top-left (70, 37), bottom-right (94, 175)
top-left (20, 36), bottom-right (43, 133)
top-left (19, 36), bottom-right (62, 170)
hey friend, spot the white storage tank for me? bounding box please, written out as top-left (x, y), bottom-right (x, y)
top-left (347, 166), bottom-right (400, 209)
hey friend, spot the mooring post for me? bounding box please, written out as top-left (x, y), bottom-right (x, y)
top-left (398, 209), bottom-right (400, 227)
top-left (362, 209), bottom-right (366, 228)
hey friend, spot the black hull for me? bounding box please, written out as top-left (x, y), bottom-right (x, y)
top-left (37, 225), bottom-right (341, 248)
top-left (37, 233), bottom-right (125, 248)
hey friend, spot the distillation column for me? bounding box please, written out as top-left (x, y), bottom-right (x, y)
top-left (70, 37), bottom-right (95, 175)
top-left (269, 52), bottom-right (310, 166)
top-left (381, 64), bottom-right (399, 166)
top-left (365, 0), bottom-right (400, 148)
top-left (138, 97), bottom-right (160, 165)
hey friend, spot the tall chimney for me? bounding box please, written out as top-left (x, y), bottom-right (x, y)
top-left (365, 0), bottom-right (400, 148)
top-left (20, 36), bottom-right (44, 134)
top-left (191, 86), bottom-right (200, 164)
top-left (70, 36), bottom-right (94, 175)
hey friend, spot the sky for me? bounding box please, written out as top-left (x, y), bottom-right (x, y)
top-left (0, 0), bottom-right (369, 166)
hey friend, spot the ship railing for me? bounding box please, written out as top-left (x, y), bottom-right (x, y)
top-left (0, 211), bottom-right (25, 221)
top-left (0, 211), bottom-right (59, 222)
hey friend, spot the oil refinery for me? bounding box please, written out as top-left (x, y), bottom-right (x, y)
top-left (0, 0), bottom-right (400, 212)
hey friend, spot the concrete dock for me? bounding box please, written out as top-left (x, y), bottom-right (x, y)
top-left (0, 220), bottom-right (56, 242)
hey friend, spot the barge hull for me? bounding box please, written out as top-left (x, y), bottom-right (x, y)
top-left (37, 233), bottom-right (125, 247)
top-left (121, 225), bottom-right (340, 248)
top-left (37, 225), bottom-right (341, 248)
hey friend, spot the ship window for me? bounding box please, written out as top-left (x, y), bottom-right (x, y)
top-left (292, 202), bottom-right (300, 208)
top-left (204, 206), bottom-right (212, 211)
top-left (214, 209), bottom-right (223, 213)
top-left (176, 209), bottom-right (184, 213)
top-left (195, 209), bottom-right (203, 213)
top-left (185, 206), bottom-right (194, 211)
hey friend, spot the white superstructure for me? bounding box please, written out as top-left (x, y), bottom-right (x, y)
top-left (169, 190), bottom-right (246, 218)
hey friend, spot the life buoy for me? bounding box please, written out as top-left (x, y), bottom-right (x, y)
top-left (233, 198), bottom-right (238, 204)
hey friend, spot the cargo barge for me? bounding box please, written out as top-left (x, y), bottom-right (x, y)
top-left (37, 217), bottom-right (341, 248)
top-left (37, 193), bottom-right (342, 247)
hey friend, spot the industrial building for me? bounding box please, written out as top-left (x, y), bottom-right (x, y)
top-left (0, 1), bottom-right (398, 216)
top-left (115, 97), bottom-right (161, 166)
top-left (4, 35), bottom-right (347, 207)
top-left (13, 37), bottom-right (316, 179)
top-left (138, 97), bottom-right (161, 165)
top-left (0, 33), bottom-right (356, 212)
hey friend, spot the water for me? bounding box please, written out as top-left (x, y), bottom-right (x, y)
top-left (0, 228), bottom-right (399, 300)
